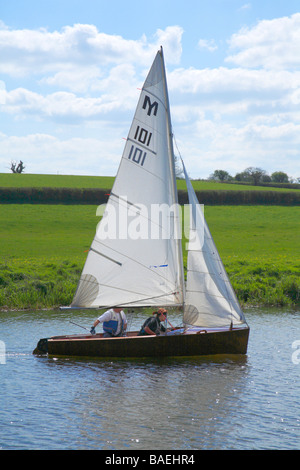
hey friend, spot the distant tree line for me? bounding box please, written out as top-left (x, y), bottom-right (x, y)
top-left (208, 167), bottom-right (300, 186)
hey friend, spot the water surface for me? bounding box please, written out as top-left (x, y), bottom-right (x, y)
top-left (0, 307), bottom-right (299, 450)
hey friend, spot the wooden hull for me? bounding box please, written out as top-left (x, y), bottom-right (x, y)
top-left (34, 326), bottom-right (249, 358)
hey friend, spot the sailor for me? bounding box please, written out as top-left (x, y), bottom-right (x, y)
top-left (90, 307), bottom-right (127, 337)
top-left (138, 308), bottom-right (167, 336)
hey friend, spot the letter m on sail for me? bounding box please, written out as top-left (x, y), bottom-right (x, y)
top-left (142, 95), bottom-right (158, 116)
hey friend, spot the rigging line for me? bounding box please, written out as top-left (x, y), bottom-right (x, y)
top-left (92, 238), bottom-right (176, 285)
top-left (186, 286), bottom-right (241, 311)
top-left (185, 177), bottom-right (239, 320)
top-left (75, 275), bottom-right (148, 299)
top-left (97, 290), bottom-right (182, 310)
top-left (95, 279), bottom-right (179, 302)
top-left (124, 156), bottom-right (172, 191)
top-left (185, 288), bottom-right (236, 302)
top-left (109, 192), bottom-right (178, 234)
top-left (186, 268), bottom-right (235, 280)
top-left (183, 307), bottom-right (241, 322)
top-left (173, 132), bottom-right (183, 159)
top-left (121, 151), bottom-right (180, 206)
top-left (73, 276), bottom-right (181, 308)
top-left (96, 281), bottom-right (157, 298)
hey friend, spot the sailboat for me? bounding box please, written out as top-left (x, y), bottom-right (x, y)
top-left (34, 47), bottom-right (249, 357)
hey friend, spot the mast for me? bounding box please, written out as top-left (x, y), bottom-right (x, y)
top-left (159, 46), bottom-right (185, 306)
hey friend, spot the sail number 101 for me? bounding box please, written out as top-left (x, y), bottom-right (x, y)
top-left (128, 125), bottom-right (153, 167)
top-left (128, 145), bottom-right (147, 166)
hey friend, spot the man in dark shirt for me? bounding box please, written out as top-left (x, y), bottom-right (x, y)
top-left (138, 308), bottom-right (167, 336)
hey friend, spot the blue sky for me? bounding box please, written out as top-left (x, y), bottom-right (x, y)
top-left (1, 0), bottom-right (300, 179)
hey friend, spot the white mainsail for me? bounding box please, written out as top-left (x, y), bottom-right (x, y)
top-left (72, 48), bottom-right (184, 308)
top-left (182, 162), bottom-right (246, 328)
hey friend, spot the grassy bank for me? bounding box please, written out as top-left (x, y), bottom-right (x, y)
top-left (0, 204), bottom-right (299, 310)
top-left (1, 172), bottom-right (299, 192)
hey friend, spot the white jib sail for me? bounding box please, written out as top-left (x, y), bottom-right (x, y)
top-left (72, 48), bottom-right (184, 308)
top-left (182, 162), bottom-right (246, 328)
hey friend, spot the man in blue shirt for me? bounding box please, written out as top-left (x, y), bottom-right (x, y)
top-left (90, 307), bottom-right (127, 337)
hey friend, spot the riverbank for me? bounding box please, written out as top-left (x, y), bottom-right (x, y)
top-left (0, 204), bottom-right (299, 310)
top-left (0, 204), bottom-right (300, 309)
top-left (0, 256), bottom-right (299, 310)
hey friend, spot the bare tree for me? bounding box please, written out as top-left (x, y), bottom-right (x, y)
top-left (10, 160), bottom-right (25, 173)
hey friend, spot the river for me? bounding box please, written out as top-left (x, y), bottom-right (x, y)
top-left (0, 307), bottom-right (299, 450)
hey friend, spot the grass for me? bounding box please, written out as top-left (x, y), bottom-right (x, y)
top-left (0, 204), bottom-right (299, 309)
top-left (1, 172), bottom-right (299, 192)
top-left (0, 173), bottom-right (115, 189)
top-left (188, 206), bottom-right (300, 307)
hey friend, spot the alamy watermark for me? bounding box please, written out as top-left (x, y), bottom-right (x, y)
top-left (291, 340), bottom-right (300, 365)
top-left (95, 199), bottom-right (205, 249)
top-left (0, 340), bottom-right (6, 365)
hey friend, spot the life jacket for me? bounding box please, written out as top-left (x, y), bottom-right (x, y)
top-left (103, 311), bottom-right (124, 336)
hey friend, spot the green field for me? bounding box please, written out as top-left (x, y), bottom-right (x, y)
top-left (1, 172), bottom-right (299, 192)
top-left (0, 173), bottom-right (115, 190)
top-left (0, 204), bottom-right (299, 309)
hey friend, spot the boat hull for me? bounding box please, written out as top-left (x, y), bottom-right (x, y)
top-left (34, 327), bottom-right (249, 358)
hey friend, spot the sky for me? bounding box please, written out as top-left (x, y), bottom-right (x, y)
top-left (1, 0), bottom-right (300, 179)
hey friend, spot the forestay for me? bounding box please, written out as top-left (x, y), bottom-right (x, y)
top-left (72, 49), bottom-right (184, 308)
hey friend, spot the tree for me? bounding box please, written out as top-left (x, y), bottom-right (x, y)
top-left (10, 160), bottom-right (25, 173)
top-left (271, 171), bottom-right (289, 183)
top-left (234, 171), bottom-right (251, 182)
top-left (244, 167), bottom-right (267, 186)
top-left (209, 169), bottom-right (232, 182)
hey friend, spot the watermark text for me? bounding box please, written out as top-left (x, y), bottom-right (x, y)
top-left (292, 340), bottom-right (300, 365)
top-left (0, 340), bottom-right (6, 365)
top-left (96, 199), bottom-right (205, 250)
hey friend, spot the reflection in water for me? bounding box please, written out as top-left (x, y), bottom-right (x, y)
top-left (45, 355), bottom-right (248, 450)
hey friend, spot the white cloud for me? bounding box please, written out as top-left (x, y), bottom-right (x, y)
top-left (226, 13), bottom-right (300, 69)
top-left (174, 116), bottom-right (300, 179)
top-left (169, 66), bottom-right (300, 95)
top-left (198, 39), bottom-right (217, 52)
top-left (0, 17), bottom-right (300, 179)
top-left (39, 66), bottom-right (103, 93)
top-left (238, 3), bottom-right (251, 11)
top-left (3, 65), bottom-right (140, 122)
top-left (0, 23), bottom-right (183, 78)
top-left (0, 132), bottom-right (123, 175)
